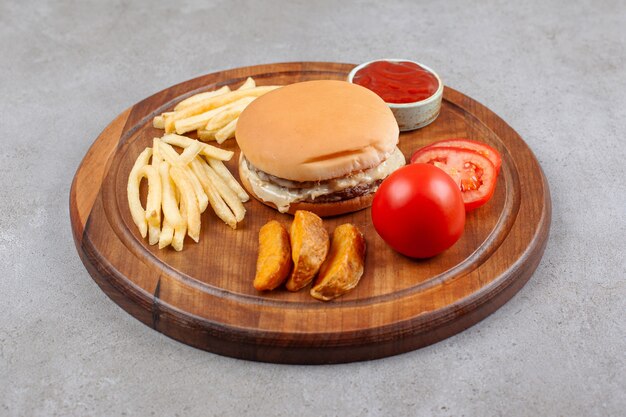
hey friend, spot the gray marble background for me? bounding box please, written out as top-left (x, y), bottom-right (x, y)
top-left (1, 1), bottom-right (624, 416)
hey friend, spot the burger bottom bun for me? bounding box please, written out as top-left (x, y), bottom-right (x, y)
top-left (239, 169), bottom-right (375, 217)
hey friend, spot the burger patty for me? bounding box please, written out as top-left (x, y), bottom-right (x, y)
top-left (243, 156), bottom-right (383, 202)
top-left (306, 180), bottom-right (383, 203)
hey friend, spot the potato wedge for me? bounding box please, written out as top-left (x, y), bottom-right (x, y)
top-left (310, 224), bottom-right (366, 301)
top-left (254, 221), bottom-right (292, 291)
top-left (285, 210), bottom-right (329, 292)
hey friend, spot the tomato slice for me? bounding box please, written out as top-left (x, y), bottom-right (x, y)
top-left (410, 147), bottom-right (497, 211)
top-left (421, 139), bottom-right (502, 174)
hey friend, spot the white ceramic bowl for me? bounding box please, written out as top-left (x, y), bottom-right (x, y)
top-left (347, 59), bottom-right (444, 132)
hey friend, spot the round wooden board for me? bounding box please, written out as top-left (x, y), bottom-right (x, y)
top-left (70, 62), bottom-right (551, 364)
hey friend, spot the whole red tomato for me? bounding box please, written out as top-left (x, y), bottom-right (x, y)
top-left (372, 163), bottom-right (465, 258)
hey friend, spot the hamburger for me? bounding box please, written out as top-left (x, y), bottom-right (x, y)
top-left (236, 80), bottom-right (405, 217)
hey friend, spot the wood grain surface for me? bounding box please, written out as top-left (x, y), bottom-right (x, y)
top-left (70, 62), bottom-right (551, 364)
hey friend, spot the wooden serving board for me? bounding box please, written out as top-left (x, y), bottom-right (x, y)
top-left (70, 62), bottom-right (551, 364)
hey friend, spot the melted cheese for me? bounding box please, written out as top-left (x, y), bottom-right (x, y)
top-left (240, 147), bottom-right (406, 213)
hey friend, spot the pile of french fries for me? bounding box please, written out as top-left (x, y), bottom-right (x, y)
top-left (127, 134), bottom-right (249, 251)
top-left (152, 77), bottom-right (279, 143)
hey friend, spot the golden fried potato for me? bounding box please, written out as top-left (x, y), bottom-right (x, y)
top-left (310, 224), bottom-right (366, 301)
top-left (254, 221), bottom-right (292, 291)
top-left (285, 210), bottom-right (329, 292)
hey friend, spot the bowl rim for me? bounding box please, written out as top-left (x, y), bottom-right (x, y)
top-left (347, 58), bottom-right (444, 108)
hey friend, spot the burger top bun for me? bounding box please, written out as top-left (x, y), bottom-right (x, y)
top-left (235, 80), bottom-right (399, 182)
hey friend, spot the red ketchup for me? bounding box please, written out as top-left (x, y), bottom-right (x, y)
top-left (352, 60), bottom-right (439, 104)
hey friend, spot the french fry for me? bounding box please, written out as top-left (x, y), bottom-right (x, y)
top-left (177, 140), bottom-right (203, 165)
top-left (185, 164), bottom-right (209, 213)
top-left (174, 106), bottom-right (224, 135)
top-left (139, 165), bottom-right (162, 246)
top-left (161, 133), bottom-right (233, 161)
top-left (189, 157), bottom-right (212, 187)
top-left (174, 85), bottom-right (231, 111)
top-left (153, 112), bottom-right (173, 129)
top-left (203, 163), bottom-right (246, 223)
top-left (158, 219), bottom-right (175, 249)
top-left (191, 157), bottom-right (237, 229)
top-left (150, 146), bottom-right (164, 246)
top-left (127, 148), bottom-right (153, 238)
top-left (152, 138), bottom-right (162, 168)
top-left (172, 195), bottom-right (187, 251)
top-left (164, 86), bottom-right (280, 133)
top-left (162, 144), bottom-right (207, 208)
top-left (158, 161), bottom-right (183, 228)
top-left (197, 128), bottom-right (218, 142)
top-left (215, 117), bottom-right (238, 144)
top-left (237, 77), bottom-right (256, 91)
top-left (157, 141), bottom-right (208, 213)
top-left (162, 113), bottom-right (175, 134)
top-left (207, 158), bottom-right (249, 202)
top-left (157, 139), bottom-right (202, 166)
top-left (158, 141), bottom-right (184, 166)
top-left (170, 166), bottom-right (201, 243)
top-left (205, 97), bottom-right (255, 132)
